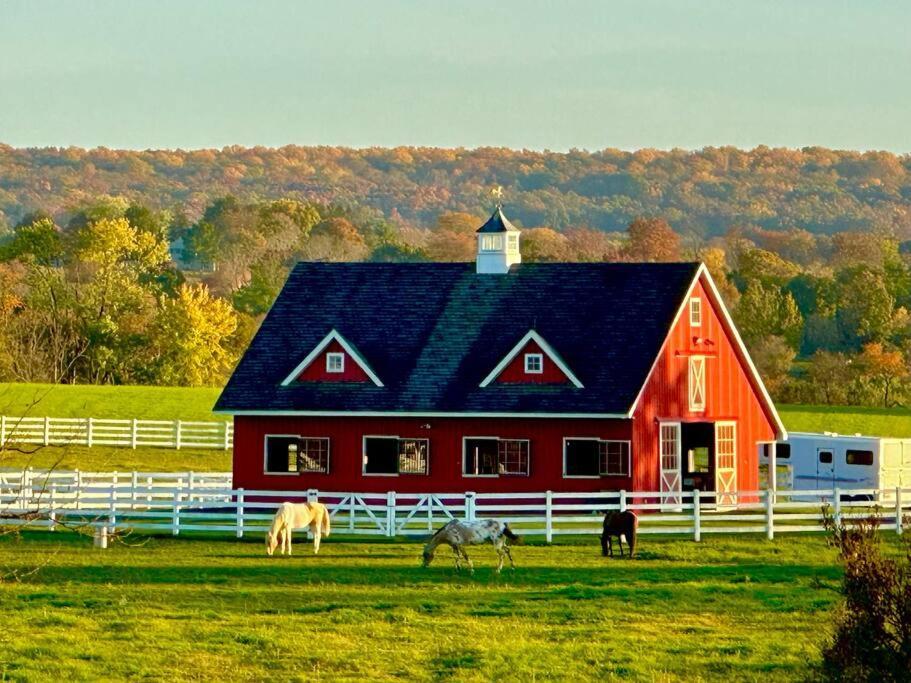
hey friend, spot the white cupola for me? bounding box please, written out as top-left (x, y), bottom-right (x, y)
top-left (476, 205), bottom-right (521, 274)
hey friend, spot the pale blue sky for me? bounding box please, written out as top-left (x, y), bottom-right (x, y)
top-left (1, 0), bottom-right (909, 151)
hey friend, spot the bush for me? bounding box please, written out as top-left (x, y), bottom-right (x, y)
top-left (821, 508), bottom-right (911, 681)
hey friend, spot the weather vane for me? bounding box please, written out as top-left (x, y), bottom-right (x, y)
top-left (491, 185), bottom-right (504, 207)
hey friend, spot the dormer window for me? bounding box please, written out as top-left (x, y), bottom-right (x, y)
top-left (326, 352), bottom-right (345, 373)
top-left (507, 234), bottom-right (518, 250)
top-left (524, 353), bottom-right (543, 374)
top-left (689, 297), bottom-right (702, 327)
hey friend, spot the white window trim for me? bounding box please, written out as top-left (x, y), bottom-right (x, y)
top-left (326, 352), bottom-right (345, 373)
top-left (280, 329), bottom-right (384, 387)
top-left (479, 330), bottom-right (583, 388)
top-left (688, 355), bottom-right (706, 412)
top-left (263, 434), bottom-right (331, 475)
top-left (689, 297), bottom-right (702, 327)
top-left (361, 434), bottom-right (430, 476)
top-left (462, 436), bottom-right (531, 477)
top-left (562, 437), bottom-right (631, 478)
top-left (524, 353), bottom-right (543, 374)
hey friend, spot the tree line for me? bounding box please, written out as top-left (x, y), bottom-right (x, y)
top-left (2, 144), bottom-right (911, 240)
top-left (2, 192), bottom-right (911, 407)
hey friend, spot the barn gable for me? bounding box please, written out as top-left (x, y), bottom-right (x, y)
top-left (479, 330), bottom-right (582, 387)
top-left (280, 329), bottom-right (383, 387)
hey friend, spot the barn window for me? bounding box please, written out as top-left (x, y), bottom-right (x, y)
top-left (524, 353), bottom-right (543, 374)
top-left (564, 439), bottom-right (630, 477)
top-left (688, 355), bottom-right (706, 411)
top-left (363, 436), bottom-right (429, 475)
top-left (481, 235), bottom-right (503, 251)
top-left (689, 297), bottom-right (702, 327)
top-left (846, 449), bottom-right (874, 466)
top-left (264, 436), bottom-right (330, 474)
top-left (463, 438), bottom-right (530, 476)
top-left (326, 352), bottom-right (345, 373)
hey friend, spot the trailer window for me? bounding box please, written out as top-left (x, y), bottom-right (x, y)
top-left (819, 451), bottom-right (833, 464)
top-left (364, 436), bottom-right (429, 475)
top-left (846, 449), bottom-right (874, 466)
top-left (776, 443), bottom-right (790, 459)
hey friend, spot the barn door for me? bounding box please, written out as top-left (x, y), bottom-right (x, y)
top-left (715, 422), bottom-right (738, 507)
top-left (659, 422), bottom-right (682, 508)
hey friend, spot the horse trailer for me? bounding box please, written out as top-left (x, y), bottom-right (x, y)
top-left (759, 432), bottom-right (911, 497)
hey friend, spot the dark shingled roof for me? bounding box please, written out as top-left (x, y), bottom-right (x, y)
top-left (214, 262), bottom-right (701, 415)
top-left (476, 207), bottom-right (520, 233)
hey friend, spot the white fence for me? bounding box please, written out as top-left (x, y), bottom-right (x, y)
top-left (2, 470), bottom-right (910, 542)
top-left (0, 416), bottom-right (233, 450)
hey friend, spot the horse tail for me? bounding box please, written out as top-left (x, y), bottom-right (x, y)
top-left (322, 504), bottom-right (331, 537)
top-left (502, 523), bottom-right (520, 543)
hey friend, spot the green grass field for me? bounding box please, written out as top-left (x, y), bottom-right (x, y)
top-left (0, 531), bottom-right (846, 681)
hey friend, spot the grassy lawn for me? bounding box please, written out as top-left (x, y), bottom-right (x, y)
top-left (0, 383), bottom-right (221, 421)
top-left (1, 444), bottom-right (231, 473)
top-left (0, 531), bottom-right (843, 681)
top-left (777, 404), bottom-right (911, 438)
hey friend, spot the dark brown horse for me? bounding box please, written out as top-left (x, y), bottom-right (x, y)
top-left (600, 511), bottom-right (637, 557)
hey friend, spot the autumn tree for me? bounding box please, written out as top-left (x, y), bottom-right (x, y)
top-left (735, 282), bottom-right (803, 350)
top-left (301, 217), bottom-right (369, 262)
top-left (749, 335), bottom-right (796, 396)
top-left (521, 227), bottom-right (568, 262)
top-left (623, 217), bottom-right (681, 262)
top-left (148, 284), bottom-right (239, 386)
top-left (836, 267), bottom-right (896, 346)
top-left (425, 212), bottom-right (478, 262)
top-left (807, 350), bottom-right (855, 405)
top-left (857, 342), bottom-right (908, 408)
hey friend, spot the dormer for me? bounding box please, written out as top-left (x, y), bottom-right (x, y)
top-left (280, 329), bottom-right (383, 387)
top-left (476, 206), bottom-right (521, 274)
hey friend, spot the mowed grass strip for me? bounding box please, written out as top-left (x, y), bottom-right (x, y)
top-left (0, 531), bottom-right (843, 681)
top-left (0, 383), bottom-right (222, 421)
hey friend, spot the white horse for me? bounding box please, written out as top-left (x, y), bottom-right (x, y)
top-left (266, 501), bottom-right (331, 556)
top-left (422, 519), bottom-right (519, 573)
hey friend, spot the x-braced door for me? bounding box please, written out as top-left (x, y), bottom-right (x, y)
top-left (715, 421), bottom-right (738, 507)
top-left (659, 422), bottom-right (682, 508)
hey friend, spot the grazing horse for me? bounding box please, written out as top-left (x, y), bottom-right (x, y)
top-left (266, 501), bottom-right (331, 556)
top-left (601, 511), bottom-right (637, 558)
top-left (422, 519), bottom-right (519, 573)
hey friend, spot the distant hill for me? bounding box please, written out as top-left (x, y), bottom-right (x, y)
top-left (1, 144), bottom-right (910, 237)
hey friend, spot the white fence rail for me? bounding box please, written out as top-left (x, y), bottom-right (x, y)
top-left (0, 416), bottom-right (233, 450)
top-left (2, 471), bottom-right (910, 542)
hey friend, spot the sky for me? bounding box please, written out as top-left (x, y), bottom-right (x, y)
top-left (1, 0), bottom-right (910, 152)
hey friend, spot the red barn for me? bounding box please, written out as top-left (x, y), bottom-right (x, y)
top-left (216, 207), bottom-right (786, 500)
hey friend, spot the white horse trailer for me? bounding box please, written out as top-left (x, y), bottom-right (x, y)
top-left (760, 432), bottom-right (911, 498)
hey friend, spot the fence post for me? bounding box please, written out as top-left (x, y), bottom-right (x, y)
top-left (175, 420), bottom-right (182, 450)
top-left (545, 490), bottom-right (553, 544)
top-left (834, 488), bottom-right (842, 527)
top-left (765, 488), bottom-right (775, 540)
top-left (348, 495), bottom-right (356, 532)
top-left (896, 486), bottom-right (903, 536)
top-left (306, 488), bottom-right (318, 539)
top-left (131, 419), bottom-right (138, 449)
top-left (75, 469), bottom-right (82, 511)
top-left (619, 490), bottom-right (627, 513)
top-left (108, 485), bottom-right (117, 530)
top-left (0, 415), bottom-right (6, 445)
top-left (130, 471), bottom-right (138, 511)
top-left (464, 492), bottom-right (476, 521)
top-left (86, 417), bottom-right (93, 447)
top-left (236, 488), bottom-right (244, 538)
top-left (43, 416), bottom-right (50, 446)
top-left (223, 422), bottom-right (231, 450)
top-left (693, 489), bottom-right (701, 542)
top-left (172, 488), bottom-right (180, 536)
top-left (49, 483), bottom-right (57, 531)
top-left (188, 471), bottom-right (196, 503)
top-left (386, 491), bottom-right (396, 537)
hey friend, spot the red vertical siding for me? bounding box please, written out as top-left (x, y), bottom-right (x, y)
top-left (630, 276), bottom-right (777, 492)
top-left (295, 340), bottom-right (371, 382)
top-left (233, 415), bottom-right (632, 493)
top-left (494, 340), bottom-right (571, 384)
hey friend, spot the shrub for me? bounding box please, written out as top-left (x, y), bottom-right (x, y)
top-left (821, 508), bottom-right (911, 681)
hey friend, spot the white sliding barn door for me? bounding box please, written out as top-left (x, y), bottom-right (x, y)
top-left (659, 422), bottom-right (682, 508)
top-left (715, 422), bottom-right (738, 507)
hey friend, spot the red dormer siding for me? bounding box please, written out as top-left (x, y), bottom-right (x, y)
top-left (295, 340), bottom-right (371, 383)
top-left (493, 340), bottom-right (571, 384)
